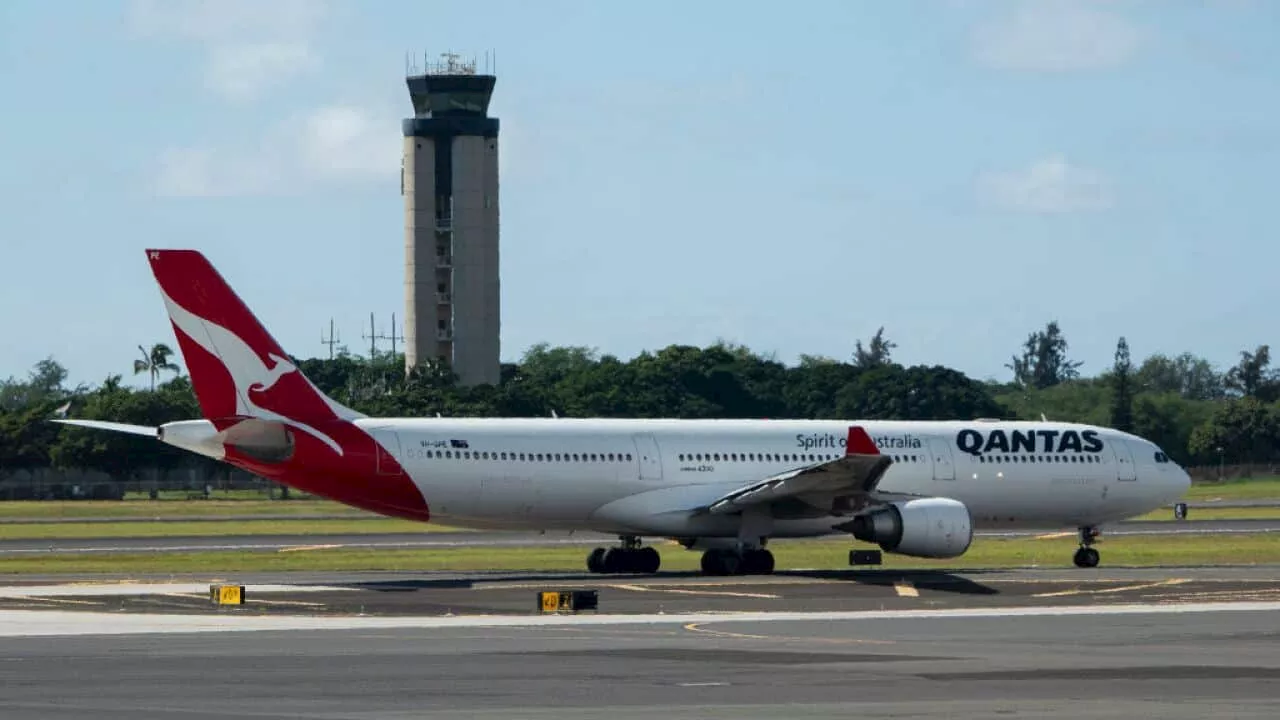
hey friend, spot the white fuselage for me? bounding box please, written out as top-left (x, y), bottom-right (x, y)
top-left (355, 417), bottom-right (1191, 540)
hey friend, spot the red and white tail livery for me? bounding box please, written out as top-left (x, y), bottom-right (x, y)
top-left (57, 249), bottom-right (1192, 575)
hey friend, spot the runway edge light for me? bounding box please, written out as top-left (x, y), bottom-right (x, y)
top-left (537, 590), bottom-right (598, 614)
top-left (210, 585), bottom-right (245, 606)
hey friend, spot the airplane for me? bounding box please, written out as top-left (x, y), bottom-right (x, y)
top-left (55, 249), bottom-right (1192, 575)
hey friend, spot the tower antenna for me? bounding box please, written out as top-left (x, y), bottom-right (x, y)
top-left (321, 319), bottom-right (340, 359)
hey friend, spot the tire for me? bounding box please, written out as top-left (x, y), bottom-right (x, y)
top-left (586, 547), bottom-right (607, 573)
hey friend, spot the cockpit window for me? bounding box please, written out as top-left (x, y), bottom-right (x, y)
top-left (1154, 451), bottom-right (1170, 463)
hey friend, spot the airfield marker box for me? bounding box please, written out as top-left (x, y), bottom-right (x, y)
top-left (210, 585), bottom-right (245, 606)
top-left (537, 590), bottom-right (598, 614)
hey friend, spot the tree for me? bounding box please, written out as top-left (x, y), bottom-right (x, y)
top-left (1135, 352), bottom-right (1224, 401)
top-left (133, 343), bottom-right (181, 391)
top-left (1110, 337), bottom-right (1134, 433)
top-left (0, 357), bottom-right (76, 411)
top-left (1224, 345), bottom-right (1279, 402)
top-left (1188, 397), bottom-right (1279, 465)
top-left (1007, 321), bottom-right (1083, 389)
top-left (853, 327), bottom-right (896, 370)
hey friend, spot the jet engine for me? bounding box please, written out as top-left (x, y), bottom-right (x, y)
top-left (847, 497), bottom-right (973, 558)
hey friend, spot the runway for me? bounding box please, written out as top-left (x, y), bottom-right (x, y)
top-left (0, 518), bottom-right (1274, 556)
top-left (0, 574), bottom-right (1277, 718)
top-left (4, 565), bottom-right (1280, 618)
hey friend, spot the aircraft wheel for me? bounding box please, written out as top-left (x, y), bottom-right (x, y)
top-left (700, 549), bottom-right (721, 575)
top-left (743, 549), bottom-right (775, 575)
top-left (586, 547), bottom-right (608, 574)
top-left (704, 549), bottom-right (742, 576)
top-left (1073, 547), bottom-right (1100, 568)
top-left (603, 548), bottom-right (630, 573)
top-left (637, 546), bottom-right (661, 574)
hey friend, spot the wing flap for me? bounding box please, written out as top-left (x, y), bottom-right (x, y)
top-left (697, 425), bottom-right (911, 518)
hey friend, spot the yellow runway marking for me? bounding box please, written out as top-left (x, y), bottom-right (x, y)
top-left (893, 581), bottom-right (919, 598)
top-left (1033, 578), bottom-right (1189, 598)
top-left (154, 592), bottom-right (323, 608)
top-left (278, 544), bottom-right (343, 553)
top-left (608, 584), bottom-right (779, 599)
top-left (6, 596), bottom-right (98, 606)
top-left (242, 597), bottom-right (326, 608)
top-left (683, 623), bottom-right (895, 645)
top-left (1032, 531), bottom-right (1075, 540)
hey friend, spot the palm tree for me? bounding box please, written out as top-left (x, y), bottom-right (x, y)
top-left (133, 343), bottom-right (181, 391)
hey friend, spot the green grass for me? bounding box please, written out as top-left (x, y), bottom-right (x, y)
top-left (1131, 506), bottom-right (1280, 521)
top-left (0, 518), bottom-right (462, 540)
top-left (1185, 477), bottom-right (1280, 502)
top-left (2, 533), bottom-right (1277, 575)
top-left (0, 499), bottom-right (359, 520)
top-left (1, 507), bottom-right (1271, 541)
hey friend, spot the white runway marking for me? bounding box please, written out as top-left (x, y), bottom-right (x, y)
top-left (0, 601), bottom-right (1277, 637)
top-left (0, 583), bottom-right (354, 598)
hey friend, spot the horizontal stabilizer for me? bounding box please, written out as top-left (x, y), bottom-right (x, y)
top-left (51, 419), bottom-right (158, 437)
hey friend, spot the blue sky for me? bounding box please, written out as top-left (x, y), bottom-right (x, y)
top-left (1, 0), bottom-right (1276, 390)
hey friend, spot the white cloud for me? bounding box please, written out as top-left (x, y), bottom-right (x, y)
top-left (205, 43), bottom-right (319, 101)
top-left (127, 0), bottom-right (328, 42)
top-left (130, 1), bottom-right (403, 196)
top-left (977, 155), bottom-right (1113, 213)
top-left (971, 0), bottom-right (1141, 72)
top-left (127, 0), bottom-right (328, 101)
top-left (154, 105), bottom-right (398, 197)
top-left (154, 147), bottom-right (282, 198)
top-left (298, 106), bottom-right (400, 179)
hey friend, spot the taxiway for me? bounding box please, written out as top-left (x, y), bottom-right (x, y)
top-left (0, 518), bottom-right (1273, 556)
top-left (0, 571), bottom-right (1277, 718)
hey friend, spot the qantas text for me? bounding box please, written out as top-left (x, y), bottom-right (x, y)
top-left (955, 428), bottom-right (1103, 457)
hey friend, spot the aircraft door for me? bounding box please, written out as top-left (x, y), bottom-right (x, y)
top-left (1113, 439), bottom-right (1137, 481)
top-left (928, 437), bottom-right (956, 481)
top-left (632, 433), bottom-right (664, 481)
top-left (368, 428), bottom-right (404, 477)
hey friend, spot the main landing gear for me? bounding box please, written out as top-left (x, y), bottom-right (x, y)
top-left (586, 536), bottom-right (661, 574)
top-left (700, 547), bottom-right (775, 576)
top-left (1073, 525), bottom-right (1101, 568)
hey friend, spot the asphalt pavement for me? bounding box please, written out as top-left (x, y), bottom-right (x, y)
top-left (0, 594), bottom-right (1275, 719)
top-left (0, 519), bottom-right (1274, 556)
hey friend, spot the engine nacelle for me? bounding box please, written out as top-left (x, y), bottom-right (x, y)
top-left (848, 498), bottom-right (973, 559)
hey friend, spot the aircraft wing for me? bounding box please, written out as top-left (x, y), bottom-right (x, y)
top-left (693, 426), bottom-right (923, 519)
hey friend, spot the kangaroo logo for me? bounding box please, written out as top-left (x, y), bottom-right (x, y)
top-left (159, 289), bottom-right (346, 456)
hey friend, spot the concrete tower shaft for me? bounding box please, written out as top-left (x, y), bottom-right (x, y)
top-left (402, 55), bottom-right (500, 386)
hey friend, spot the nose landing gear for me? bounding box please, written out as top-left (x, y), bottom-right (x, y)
top-left (1073, 526), bottom-right (1101, 568)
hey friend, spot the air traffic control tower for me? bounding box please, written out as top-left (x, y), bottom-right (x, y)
top-left (402, 53), bottom-right (500, 386)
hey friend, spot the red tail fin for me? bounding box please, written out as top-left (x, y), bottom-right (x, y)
top-left (144, 249), bottom-right (363, 427)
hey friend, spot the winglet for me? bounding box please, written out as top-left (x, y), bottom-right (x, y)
top-left (846, 425), bottom-right (879, 456)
